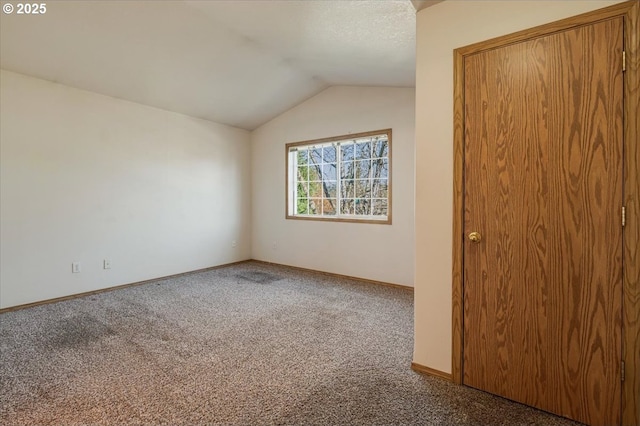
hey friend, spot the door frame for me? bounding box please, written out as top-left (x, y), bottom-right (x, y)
top-left (451, 1), bottom-right (639, 425)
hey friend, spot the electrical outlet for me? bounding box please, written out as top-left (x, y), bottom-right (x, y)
top-left (272, 241), bottom-right (277, 250)
top-left (231, 240), bottom-right (237, 248)
top-left (72, 262), bottom-right (81, 273)
top-left (103, 259), bottom-right (112, 269)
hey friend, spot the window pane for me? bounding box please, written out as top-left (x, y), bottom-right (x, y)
top-left (322, 145), bottom-right (337, 163)
top-left (373, 139), bottom-right (388, 158)
top-left (297, 180), bottom-right (309, 197)
top-left (341, 143), bottom-right (354, 161)
top-left (356, 141), bottom-right (371, 160)
top-left (341, 199), bottom-right (354, 215)
top-left (324, 181), bottom-right (337, 198)
top-left (297, 198), bottom-right (308, 214)
top-left (306, 164), bottom-right (321, 181)
top-left (323, 199), bottom-right (337, 215)
top-left (341, 180), bottom-right (354, 198)
top-left (372, 158), bottom-right (388, 179)
top-left (322, 163), bottom-right (337, 181)
top-left (372, 179), bottom-right (388, 198)
top-left (309, 199), bottom-right (322, 215)
top-left (309, 181), bottom-right (323, 198)
top-left (297, 149), bottom-right (308, 164)
top-left (309, 147), bottom-right (322, 164)
top-left (355, 179), bottom-right (370, 198)
top-left (355, 198), bottom-right (370, 215)
top-left (355, 160), bottom-right (371, 179)
top-left (297, 166), bottom-right (309, 182)
top-left (341, 161), bottom-right (354, 179)
top-left (371, 199), bottom-right (388, 216)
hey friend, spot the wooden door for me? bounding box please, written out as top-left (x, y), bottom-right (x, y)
top-left (462, 18), bottom-right (624, 426)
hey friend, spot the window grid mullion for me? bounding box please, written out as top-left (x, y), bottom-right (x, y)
top-left (337, 143), bottom-right (342, 216)
top-left (292, 149), bottom-right (297, 216)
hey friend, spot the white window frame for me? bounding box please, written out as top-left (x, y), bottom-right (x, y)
top-left (285, 129), bottom-right (392, 224)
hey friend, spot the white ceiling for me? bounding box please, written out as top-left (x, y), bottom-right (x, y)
top-left (410, 0), bottom-right (444, 12)
top-left (0, 0), bottom-right (421, 130)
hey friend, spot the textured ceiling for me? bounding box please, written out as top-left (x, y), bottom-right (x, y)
top-left (0, 0), bottom-right (418, 130)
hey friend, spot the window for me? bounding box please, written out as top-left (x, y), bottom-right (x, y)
top-left (286, 129), bottom-right (391, 224)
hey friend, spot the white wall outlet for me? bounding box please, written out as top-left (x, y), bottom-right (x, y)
top-left (231, 240), bottom-right (237, 248)
top-left (103, 259), bottom-right (112, 269)
top-left (72, 262), bottom-right (81, 273)
top-left (272, 241), bottom-right (277, 250)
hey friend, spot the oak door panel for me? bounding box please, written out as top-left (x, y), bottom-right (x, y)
top-left (463, 17), bottom-right (623, 426)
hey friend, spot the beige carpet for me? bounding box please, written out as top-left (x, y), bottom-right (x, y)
top-left (0, 261), bottom-right (582, 425)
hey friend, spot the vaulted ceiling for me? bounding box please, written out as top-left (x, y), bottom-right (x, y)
top-left (1, 1), bottom-right (431, 130)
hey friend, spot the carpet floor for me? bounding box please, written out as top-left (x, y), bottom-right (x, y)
top-left (0, 261), bottom-right (582, 425)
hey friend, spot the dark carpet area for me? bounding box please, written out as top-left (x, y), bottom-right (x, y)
top-left (0, 261), bottom-right (581, 425)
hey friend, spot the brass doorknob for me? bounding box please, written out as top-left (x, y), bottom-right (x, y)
top-left (468, 232), bottom-right (482, 243)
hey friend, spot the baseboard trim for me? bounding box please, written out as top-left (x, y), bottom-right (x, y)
top-left (0, 259), bottom-right (412, 313)
top-left (0, 260), bottom-right (252, 314)
top-left (251, 260), bottom-right (414, 291)
top-left (411, 362), bottom-right (453, 382)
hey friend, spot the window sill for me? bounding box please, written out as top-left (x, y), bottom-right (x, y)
top-left (286, 214), bottom-right (391, 225)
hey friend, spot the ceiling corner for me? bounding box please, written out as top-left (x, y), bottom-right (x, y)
top-left (410, 0), bottom-right (445, 12)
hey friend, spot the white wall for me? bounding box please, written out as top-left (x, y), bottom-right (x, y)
top-left (414, 0), bottom-right (626, 373)
top-left (251, 86), bottom-right (415, 286)
top-left (0, 70), bottom-right (251, 309)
